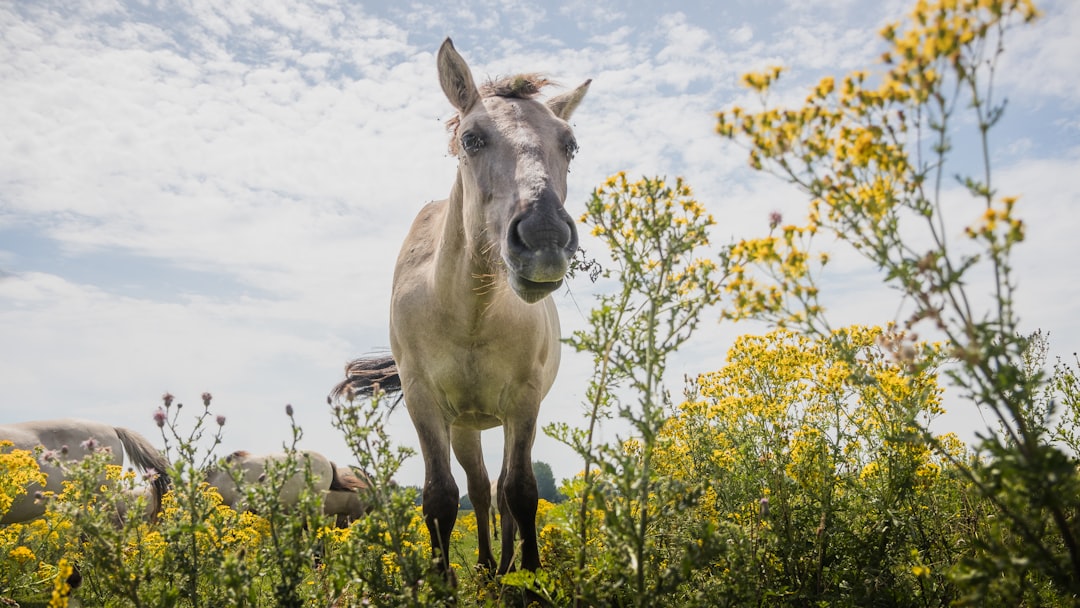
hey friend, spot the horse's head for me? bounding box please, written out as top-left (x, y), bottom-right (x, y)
top-left (438, 38), bottom-right (590, 304)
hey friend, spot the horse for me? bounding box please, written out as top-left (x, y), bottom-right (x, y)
top-left (205, 450), bottom-right (370, 526)
top-left (330, 38), bottom-right (589, 581)
top-left (0, 419), bottom-right (171, 524)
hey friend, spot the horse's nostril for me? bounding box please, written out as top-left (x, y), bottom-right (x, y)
top-left (508, 216), bottom-right (529, 251)
top-left (511, 205), bottom-right (574, 254)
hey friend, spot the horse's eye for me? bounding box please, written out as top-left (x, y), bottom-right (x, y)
top-left (565, 140), bottom-right (579, 162)
top-left (461, 131), bottom-right (485, 155)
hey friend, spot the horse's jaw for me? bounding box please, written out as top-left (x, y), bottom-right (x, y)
top-left (503, 239), bottom-right (572, 304)
top-left (508, 273), bottom-right (563, 303)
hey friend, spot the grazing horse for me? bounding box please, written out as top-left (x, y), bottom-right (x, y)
top-left (205, 450), bottom-right (370, 526)
top-left (331, 38), bottom-right (589, 580)
top-left (322, 465), bottom-right (373, 527)
top-left (0, 419), bottom-right (171, 524)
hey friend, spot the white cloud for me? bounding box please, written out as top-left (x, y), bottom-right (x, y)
top-left (1, 0), bottom-right (1077, 488)
top-left (994, 0), bottom-right (1080, 105)
top-left (728, 24), bottom-right (753, 46)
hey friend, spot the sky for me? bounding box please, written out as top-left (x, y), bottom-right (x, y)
top-left (2, 0), bottom-right (1078, 489)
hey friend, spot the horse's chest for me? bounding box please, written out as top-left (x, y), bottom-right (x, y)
top-left (410, 323), bottom-right (553, 422)
top-left (390, 268), bottom-right (559, 421)
top-left (436, 338), bottom-right (529, 399)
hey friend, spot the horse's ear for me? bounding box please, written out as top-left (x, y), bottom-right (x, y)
top-left (547, 79), bottom-right (591, 120)
top-left (437, 38), bottom-right (480, 115)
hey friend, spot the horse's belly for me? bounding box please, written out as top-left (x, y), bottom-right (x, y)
top-left (453, 412), bottom-right (503, 430)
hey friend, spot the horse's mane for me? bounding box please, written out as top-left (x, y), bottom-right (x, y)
top-left (204, 449), bottom-right (249, 475)
top-left (446, 73), bottom-right (555, 154)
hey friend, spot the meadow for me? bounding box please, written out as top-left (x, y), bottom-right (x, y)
top-left (3, 0), bottom-right (1079, 605)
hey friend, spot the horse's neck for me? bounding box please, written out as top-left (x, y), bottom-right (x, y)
top-left (437, 172), bottom-right (500, 300)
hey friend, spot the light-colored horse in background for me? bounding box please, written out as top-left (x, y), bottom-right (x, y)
top-left (331, 38), bottom-right (589, 580)
top-left (205, 450), bottom-right (370, 527)
top-left (0, 418), bottom-right (171, 524)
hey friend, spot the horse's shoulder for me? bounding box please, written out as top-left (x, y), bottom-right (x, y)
top-left (407, 199), bottom-right (447, 239)
top-left (418, 198), bottom-right (447, 215)
top-left (394, 201), bottom-right (447, 291)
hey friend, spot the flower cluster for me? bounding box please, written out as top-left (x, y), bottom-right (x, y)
top-left (715, 0), bottom-right (1038, 333)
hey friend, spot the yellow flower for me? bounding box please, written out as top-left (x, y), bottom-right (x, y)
top-left (49, 558), bottom-right (74, 608)
top-left (9, 544), bottom-right (36, 566)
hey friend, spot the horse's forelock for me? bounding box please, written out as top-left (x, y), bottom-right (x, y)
top-left (445, 73), bottom-right (556, 155)
top-left (480, 73), bottom-right (553, 99)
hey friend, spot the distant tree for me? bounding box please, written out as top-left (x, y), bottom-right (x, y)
top-left (456, 461), bottom-right (563, 508)
top-left (534, 461), bottom-right (563, 503)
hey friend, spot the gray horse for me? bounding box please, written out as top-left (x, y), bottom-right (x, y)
top-left (331, 38), bottom-right (589, 581)
top-left (0, 418), bottom-right (170, 523)
top-left (205, 450), bottom-right (370, 527)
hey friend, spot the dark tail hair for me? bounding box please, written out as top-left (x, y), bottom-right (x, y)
top-left (328, 354), bottom-right (402, 405)
top-left (329, 461), bottom-right (370, 492)
top-left (114, 426), bottom-right (172, 520)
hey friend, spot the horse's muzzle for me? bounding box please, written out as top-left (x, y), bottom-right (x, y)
top-left (505, 189), bottom-right (578, 303)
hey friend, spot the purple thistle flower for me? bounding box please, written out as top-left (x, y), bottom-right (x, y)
top-left (162, 392), bottom-right (174, 408)
top-left (153, 408), bottom-right (166, 428)
top-left (768, 211), bottom-right (782, 229)
top-left (202, 392), bottom-right (213, 407)
top-left (216, 414), bottom-right (226, 427)
top-left (80, 437), bottom-right (98, 451)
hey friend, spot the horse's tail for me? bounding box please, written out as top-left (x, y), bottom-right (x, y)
top-left (329, 461), bottom-right (369, 492)
top-left (328, 354), bottom-right (402, 405)
top-left (114, 426), bottom-right (172, 520)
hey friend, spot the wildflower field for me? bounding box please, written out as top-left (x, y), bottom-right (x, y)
top-left (4, 1), bottom-right (1080, 606)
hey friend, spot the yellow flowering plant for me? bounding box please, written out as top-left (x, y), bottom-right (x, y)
top-left (655, 326), bottom-right (975, 604)
top-left (716, 0), bottom-right (1079, 602)
top-left (1, 444), bottom-right (63, 602)
top-left (326, 387), bottom-right (451, 607)
top-left (547, 173), bottom-right (726, 608)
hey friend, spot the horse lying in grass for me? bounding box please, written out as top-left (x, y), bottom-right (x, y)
top-left (0, 418), bottom-right (171, 524)
top-left (205, 450), bottom-right (371, 527)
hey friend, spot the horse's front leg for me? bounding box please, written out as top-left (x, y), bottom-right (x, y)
top-left (451, 426), bottom-right (497, 572)
top-left (500, 416), bottom-right (541, 574)
top-left (410, 412), bottom-right (459, 583)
